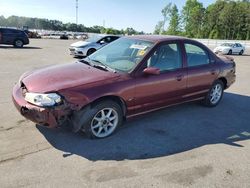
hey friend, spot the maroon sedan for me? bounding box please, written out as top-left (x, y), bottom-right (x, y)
top-left (12, 35), bottom-right (236, 138)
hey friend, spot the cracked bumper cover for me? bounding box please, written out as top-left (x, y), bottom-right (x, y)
top-left (12, 84), bottom-right (71, 128)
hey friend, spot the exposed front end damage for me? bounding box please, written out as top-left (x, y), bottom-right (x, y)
top-left (12, 83), bottom-right (81, 129)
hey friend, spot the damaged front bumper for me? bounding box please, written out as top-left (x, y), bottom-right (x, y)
top-left (12, 84), bottom-right (71, 128)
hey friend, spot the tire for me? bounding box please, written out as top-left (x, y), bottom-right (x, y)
top-left (239, 50), bottom-right (244, 55)
top-left (227, 49), bottom-right (232, 55)
top-left (82, 100), bottom-right (123, 139)
top-left (87, 48), bottom-right (96, 56)
top-left (203, 80), bottom-right (224, 107)
top-left (14, 39), bottom-right (24, 48)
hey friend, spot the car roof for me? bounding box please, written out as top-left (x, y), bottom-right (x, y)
top-left (97, 34), bottom-right (120, 37)
top-left (0, 27), bottom-right (23, 31)
top-left (124, 35), bottom-right (188, 43)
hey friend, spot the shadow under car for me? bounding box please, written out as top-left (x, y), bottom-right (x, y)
top-left (37, 92), bottom-right (250, 161)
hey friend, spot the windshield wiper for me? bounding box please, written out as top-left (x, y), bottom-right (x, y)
top-left (89, 58), bottom-right (116, 73)
top-left (79, 58), bottom-right (93, 66)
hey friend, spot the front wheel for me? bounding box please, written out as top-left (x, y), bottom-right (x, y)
top-left (83, 100), bottom-right (123, 139)
top-left (14, 39), bottom-right (24, 48)
top-left (239, 50), bottom-right (244, 55)
top-left (227, 50), bottom-right (232, 55)
top-left (203, 80), bottom-right (224, 107)
top-left (87, 48), bottom-right (96, 56)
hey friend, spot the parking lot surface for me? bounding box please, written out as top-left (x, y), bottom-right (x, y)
top-left (0, 39), bottom-right (249, 188)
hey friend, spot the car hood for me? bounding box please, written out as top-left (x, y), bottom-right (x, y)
top-left (70, 41), bottom-right (91, 47)
top-left (21, 62), bottom-right (119, 93)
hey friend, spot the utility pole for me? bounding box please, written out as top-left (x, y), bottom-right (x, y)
top-left (76, 0), bottom-right (78, 25)
top-left (103, 20), bottom-right (106, 28)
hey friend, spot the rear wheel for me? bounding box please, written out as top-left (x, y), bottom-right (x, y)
top-left (83, 100), bottom-right (123, 139)
top-left (14, 39), bottom-right (24, 48)
top-left (203, 80), bottom-right (224, 107)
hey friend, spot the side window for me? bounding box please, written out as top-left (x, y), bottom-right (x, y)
top-left (110, 36), bottom-right (119, 42)
top-left (236, 43), bottom-right (242, 47)
top-left (185, 43), bottom-right (209, 67)
top-left (147, 43), bottom-right (182, 72)
top-left (0, 29), bottom-right (7, 34)
top-left (104, 37), bottom-right (111, 43)
top-left (7, 30), bottom-right (14, 34)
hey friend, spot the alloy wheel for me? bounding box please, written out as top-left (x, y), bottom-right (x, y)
top-left (210, 84), bottom-right (223, 105)
top-left (91, 108), bottom-right (119, 138)
top-left (15, 40), bottom-right (23, 47)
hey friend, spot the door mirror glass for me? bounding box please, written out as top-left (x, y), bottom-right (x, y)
top-left (143, 67), bottom-right (160, 75)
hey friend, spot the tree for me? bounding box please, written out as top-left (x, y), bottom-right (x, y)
top-left (0, 15), bottom-right (142, 35)
top-left (124, 27), bottom-right (137, 35)
top-left (167, 4), bottom-right (180, 35)
top-left (154, 3), bottom-right (178, 35)
top-left (154, 0), bottom-right (250, 40)
top-left (181, 0), bottom-right (205, 38)
top-left (154, 21), bottom-right (164, 34)
top-left (0, 16), bottom-right (7, 26)
top-left (161, 3), bottom-right (172, 34)
top-left (202, 1), bottom-right (226, 39)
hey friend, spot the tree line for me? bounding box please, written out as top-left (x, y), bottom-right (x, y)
top-left (155, 0), bottom-right (250, 40)
top-left (1, 0), bottom-right (249, 39)
top-left (0, 15), bottom-right (144, 35)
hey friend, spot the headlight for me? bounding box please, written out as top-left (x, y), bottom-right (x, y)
top-left (78, 45), bottom-right (88, 48)
top-left (24, 93), bottom-right (62, 107)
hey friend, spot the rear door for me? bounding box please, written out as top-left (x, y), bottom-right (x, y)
top-left (1, 29), bottom-right (17, 45)
top-left (134, 41), bottom-right (187, 114)
top-left (183, 42), bottom-right (218, 100)
top-left (234, 43), bottom-right (242, 53)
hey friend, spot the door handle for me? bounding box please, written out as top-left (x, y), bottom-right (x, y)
top-left (176, 75), bottom-right (183, 81)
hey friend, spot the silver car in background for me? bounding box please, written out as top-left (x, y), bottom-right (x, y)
top-left (213, 43), bottom-right (245, 55)
top-left (69, 34), bottom-right (120, 57)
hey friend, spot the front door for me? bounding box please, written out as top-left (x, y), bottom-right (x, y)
top-left (134, 42), bottom-right (187, 114)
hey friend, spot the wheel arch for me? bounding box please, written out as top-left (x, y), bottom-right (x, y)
top-left (90, 95), bottom-right (127, 118)
top-left (87, 48), bottom-right (96, 55)
top-left (13, 38), bottom-right (24, 47)
top-left (13, 38), bottom-right (24, 44)
top-left (218, 77), bottom-right (227, 89)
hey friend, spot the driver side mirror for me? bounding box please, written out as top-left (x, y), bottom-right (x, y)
top-left (143, 67), bottom-right (160, 75)
top-left (100, 40), bottom-right (105, 44)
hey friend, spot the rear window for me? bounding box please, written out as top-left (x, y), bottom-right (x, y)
top-left (1, 29), bottom-right (21, 34)
top-left (185, 43), bottom-right (210, 67)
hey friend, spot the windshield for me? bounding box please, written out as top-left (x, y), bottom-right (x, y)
top-left (85, 35), bottom-right (103, 42)
top-left (221, 43), bottom-right (234, 47)
top-left (88, 38), bottom-right (154, 72)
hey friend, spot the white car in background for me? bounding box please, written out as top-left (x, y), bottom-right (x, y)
top-left (213, 43), bottom-right (245, 55)
top-left (69, 34), bottom-right (120, 57)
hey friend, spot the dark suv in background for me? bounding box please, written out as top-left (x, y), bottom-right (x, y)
top-left (0, 28), bottom-right (29, 48)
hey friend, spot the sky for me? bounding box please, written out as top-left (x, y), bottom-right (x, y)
top-left (0, 0), bottom-right (215, 33)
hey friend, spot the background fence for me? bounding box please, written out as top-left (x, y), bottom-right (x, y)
top-left (194, 38), bottom-right (250, 48)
